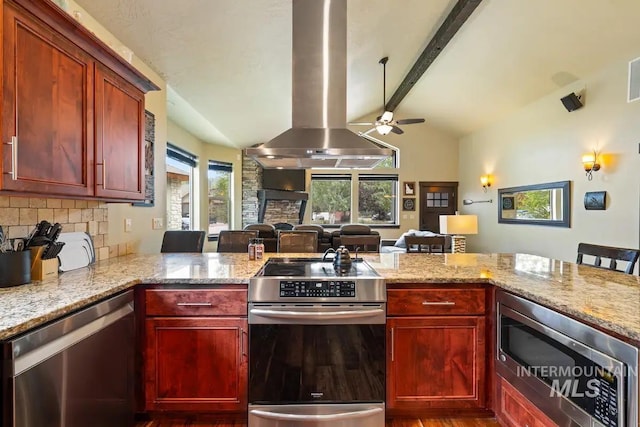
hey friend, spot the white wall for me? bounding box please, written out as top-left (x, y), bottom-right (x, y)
top-left (459, 57), bottom-right (640, 262)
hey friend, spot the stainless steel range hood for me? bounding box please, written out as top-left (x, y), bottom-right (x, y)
top-left (245, 0), bottom-right (392, 169)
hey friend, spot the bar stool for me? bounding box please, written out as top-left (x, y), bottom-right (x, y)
top-left (404, 235), bottom-right (446, 253)
top-left (576, 243), bottom-right (640, 274)
top-left (217, 230), bottom-right (258, 253)
top-left (277, 230), bottom-right (318, 253)
top-left (160, 231), bottom-right (206, 253)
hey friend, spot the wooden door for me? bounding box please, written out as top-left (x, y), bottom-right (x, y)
top-left (2, 4), bottom-right (94, 196)
top-left (94, 63), bottom-right (145, 200)
top-left (387, 316), bottom-right (485, 410)
top-left (418, 182), bottom-right (458, 232)
top-left (145, 317), bottom-right (248, 412)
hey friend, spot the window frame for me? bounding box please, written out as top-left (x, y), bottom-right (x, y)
top-left (166, 143), bottom-right (196, 231)
top-left (207, 160), bottom-right (233, 238)
top-left (357, 174), bottom-right (399, 226)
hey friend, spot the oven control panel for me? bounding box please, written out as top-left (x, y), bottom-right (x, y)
top-left (279, 280), bottom-right (356, 297)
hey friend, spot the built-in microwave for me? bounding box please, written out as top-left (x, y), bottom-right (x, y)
top-left (496, 290), bottom-right (638, 427)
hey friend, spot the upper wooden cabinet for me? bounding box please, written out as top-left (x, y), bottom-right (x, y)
top-left (2, 2), bottom-right (94, 196)
top-left (94, 63), bottom-right (144, 199)
top-left (0, 0), bottom-right (159, 201)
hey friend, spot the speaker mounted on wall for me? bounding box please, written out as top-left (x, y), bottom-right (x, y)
top-left (560, 92), bottom-right (584, 112)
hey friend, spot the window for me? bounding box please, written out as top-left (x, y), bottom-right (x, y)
top-left (166, 144), bottom-right (196, 231)
top-left (358, 175), bottom-right (398, 225)
top-left (208, 160), bottom-right (232, 235)
top-left (374, 153), bottom-right (396, 168)
top-left (310, 174), bottom-right (352, 225)
top-left (361, 133), bottom-right (398, 168)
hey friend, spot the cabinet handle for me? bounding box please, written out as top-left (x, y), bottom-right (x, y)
top-left (5, 136), bottom-right (17, 180)
top-left (96, 161), bottom-right (107, 186)
top-left (241, 328), bottom-right (247, 359)
top-left (176, 302), bottom-right (212, 307)
top-left (391, 327), bottom-right (394, 362)
top-left (422, 301), bottom-right (455, 306)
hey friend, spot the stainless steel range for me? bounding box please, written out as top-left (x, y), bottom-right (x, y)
top-left (248, 257), bottom-right (386, 427)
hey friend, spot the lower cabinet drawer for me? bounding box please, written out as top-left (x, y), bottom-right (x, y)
top-left (387, 287), bottom-right (485, 315)
top-left (145, 289), bottom-right (247, 316)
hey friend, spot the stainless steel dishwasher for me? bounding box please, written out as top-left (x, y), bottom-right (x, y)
top-left (2, 290), bottom-right (135, 427)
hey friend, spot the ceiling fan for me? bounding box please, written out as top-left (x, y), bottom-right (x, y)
top-left (349, 56), bottom-right (425, 135)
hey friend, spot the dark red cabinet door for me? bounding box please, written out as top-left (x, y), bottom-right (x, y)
top-left (145, 317), bottom-right (248, 412)
top-left (94, 63), bottom-right (144, 200)
top-left (387, 316), bottom-right (486, 411)
top-left (2, 3), bottom-right (94, 196)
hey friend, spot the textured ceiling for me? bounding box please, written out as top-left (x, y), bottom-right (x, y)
top-left (75, 0), bottom-right (640, 147)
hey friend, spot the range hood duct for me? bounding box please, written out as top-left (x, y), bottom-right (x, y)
top-left (245, 0), bottom-right (392, 169)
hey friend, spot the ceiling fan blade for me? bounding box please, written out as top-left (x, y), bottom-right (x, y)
top-left (348, 122), bottom-right (375, 126)
top-left (395, 118), bottom-right (425, 125)
top-left (390, 126), bottom-right (404, 135)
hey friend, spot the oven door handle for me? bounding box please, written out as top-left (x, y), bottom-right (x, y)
top-left (250, 407), bottom-right (383, 422)
top-left (249, 308), bottom-right (384, 320)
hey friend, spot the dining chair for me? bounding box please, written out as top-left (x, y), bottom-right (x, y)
top-left (160, 230), bottom-right (206, 253)
top-left (404, 235), bottom-right (446, 253)
top-left (338, 235), bottom-right (381, 253)
top-left (576, 243), bottom-right (640, 274)
top-left (217, 230), bottom-right (258, 253)
top-left (277, 230), bottom-right (318, 253)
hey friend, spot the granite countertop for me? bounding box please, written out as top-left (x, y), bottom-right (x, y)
top-left (1, 252), bottom-right (639, 343)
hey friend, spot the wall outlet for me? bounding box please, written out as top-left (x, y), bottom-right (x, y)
top-left (152, 218), bottom-right (163, 230)
top-left (124, 218), bottom-right (132, 232)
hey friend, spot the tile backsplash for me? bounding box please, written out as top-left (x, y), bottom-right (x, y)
top-left (0, 196), bottom-right (130, 261)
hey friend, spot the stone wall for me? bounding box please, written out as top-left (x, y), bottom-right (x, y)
top-left (241, 155), bottom-right (261, 227)
top-left (241, 155), bottom-right (305, 228)
top-left (166, 176), bottom-right (183, 230)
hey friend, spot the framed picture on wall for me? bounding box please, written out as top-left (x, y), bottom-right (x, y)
top-left (403, 182), bottom-right (416, 196)
top-left (402, 198), bottom-right (416, 211)
top-left (132, 110), bottom-right (155, 207)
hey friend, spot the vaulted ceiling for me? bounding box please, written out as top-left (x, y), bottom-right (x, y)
top-left (75, 0), bottom-right (640, 148)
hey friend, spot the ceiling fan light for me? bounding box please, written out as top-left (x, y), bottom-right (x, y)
top-left (376, 124), bottom-right (393, 135)
top-left (380, 111), bottom-right (394, 122)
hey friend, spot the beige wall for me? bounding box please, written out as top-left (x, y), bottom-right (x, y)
top-left (166, 120), bottom-right (243, 252)
top-left (67, 0), bottom-right (168, 254)
top-left (459, 57), bottom-right (640, 263)
top-left (313, 115), bottom-right (460, 240)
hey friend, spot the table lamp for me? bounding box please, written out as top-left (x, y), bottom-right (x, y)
top-left (439, 214), bottom-right (478, 253)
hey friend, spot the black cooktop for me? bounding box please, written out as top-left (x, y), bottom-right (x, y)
top-left (257, 257), bottom-right (379, 278)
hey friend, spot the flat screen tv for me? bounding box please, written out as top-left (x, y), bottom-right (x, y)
top-left (262, 169), bottom-right (306, 191)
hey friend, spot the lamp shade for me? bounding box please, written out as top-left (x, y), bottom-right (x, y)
top-left (439, 215), bottom-right (478, 235)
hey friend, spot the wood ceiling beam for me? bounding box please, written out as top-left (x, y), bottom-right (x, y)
top-left (385, 0), bottom-right (483, 112)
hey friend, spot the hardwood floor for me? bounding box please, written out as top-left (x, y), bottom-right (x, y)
top-left (136, 418), bottom-right (500, 427)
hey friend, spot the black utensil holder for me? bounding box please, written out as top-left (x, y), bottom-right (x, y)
top-left (0, 250), bottom-right (31, 287)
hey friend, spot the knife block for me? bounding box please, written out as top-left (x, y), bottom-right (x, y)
top-left (30, 246), bottom-right (58, 281)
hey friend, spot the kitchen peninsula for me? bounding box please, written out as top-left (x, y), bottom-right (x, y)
top-left (2, 252), bottom-right (639, 341)
top-left (1, 252), bottom-right (639, 426)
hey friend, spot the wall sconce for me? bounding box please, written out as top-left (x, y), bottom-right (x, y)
top-left (582, 151), bottom-right (600, 181)
top-left (480, 175), bottom-right (492, 192)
